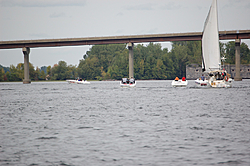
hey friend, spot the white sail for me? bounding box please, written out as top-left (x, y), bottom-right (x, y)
top-left (202, 0), bottom-right (221, 72)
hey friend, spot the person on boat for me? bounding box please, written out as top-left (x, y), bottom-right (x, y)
top-left (216, 72), bottom-right (220, 80)
top-left (217, 72), bottom-right (224, 80)
top-left (201, 74), bottom-right (205, 81)
top-left (122, 78), bottom-right (127, 84)
top-left (175, 77), bottom-right (179, 81)
top-left (130, 77), bottom-right (135, 84)
top-left (182, 77), bottom-right (186, 81)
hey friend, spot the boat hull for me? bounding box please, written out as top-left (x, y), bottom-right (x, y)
top-left (208, 77), bottom-right (232, 88)
top-left (120, 82), bottom-right (136, 88)
top-left (66, 80), bottom-right (90, 84)
top-left (195, 79), bottom-right (209, 87)
top-left (171, 80), bottom-right (188, 87)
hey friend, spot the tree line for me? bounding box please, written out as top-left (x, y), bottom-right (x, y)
top-left (1, 41), bottom-right (249, 82)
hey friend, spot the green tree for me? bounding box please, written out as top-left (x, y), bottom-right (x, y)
top-left (225, 41), bottom-right (235, 64)
top-left (79, 44), bottom-right (127, 80)
top-left (16, 63), bottom-right (24, 80)
top-left (9, 65), bottom-right (20, 81)
top-left (169, 43), bottom-right (189, 78)
top-left (67, 65), bottom-right (77, 79)
top-left (5, 71), bottom-right (10, 81)
top-left (77, 57), bottom-right (101, 80)
top-left (0, 68), bottom-right (4, 81)
top-left (136, 59), bottom-right (145, 79)
top-left (40, 70), bottom-right (46, 80)
top-left (224, 41), bottom-right (250, 64)
top-left (240, 42), bottom-right (250, 64)
top-left (29, 63), bottom-right (36, 80)
top-left (162, 49), bottom-right (175, 79)
top-left (47, 66), bottom-right (51, 76)
top-left (86, 44), bottom-right (127, 73)
top-left (52, 61), bottom-right (68, 80)
top-left (34, 67), bottom-right (40, 81)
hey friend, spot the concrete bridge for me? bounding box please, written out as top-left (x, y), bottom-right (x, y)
top-left (0, 30), bottom-right (250, 83)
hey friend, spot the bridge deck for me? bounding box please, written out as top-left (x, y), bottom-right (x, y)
top-left (0, 30), bottom-right (249, 49)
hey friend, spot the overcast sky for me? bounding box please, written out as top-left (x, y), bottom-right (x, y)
top-left (0, 0), bottom-right (250, 68)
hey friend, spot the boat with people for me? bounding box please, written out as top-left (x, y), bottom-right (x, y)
top-left (195, 74), bottom-right (209, 87)
top-left (208, 70), bottom-right (233, 88)
top-left (120, 77), bottom-right (136, 87)
top-left (66, 78), bottom-right (90, 84)
top-left (172, 77), bottom-right (188, 87)
top-left (199, 0), bottom-right (233, 88)
top-left (195, 79), bottom-right (208, 87)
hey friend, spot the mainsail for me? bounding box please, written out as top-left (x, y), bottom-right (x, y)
top-left (202, 0), bottom-right (221, 72)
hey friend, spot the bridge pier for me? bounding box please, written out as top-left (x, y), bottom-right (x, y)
top-left (128, 42), bottom-right (134, 78)
top-left (234, 39), bottom-right (242, 81)
top-left (22, 47), bottom-right (31, 84)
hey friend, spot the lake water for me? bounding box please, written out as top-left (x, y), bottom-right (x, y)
top-left (1, 80), bottom-right (250, 166)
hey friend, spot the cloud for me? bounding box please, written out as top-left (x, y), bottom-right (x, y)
top-left (0, 0), bottom-right (86, 7)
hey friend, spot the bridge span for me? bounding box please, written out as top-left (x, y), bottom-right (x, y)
top-left (0, 30), bottom-right (249, 49)
top-left (0, 30), bottom-right (249, 83)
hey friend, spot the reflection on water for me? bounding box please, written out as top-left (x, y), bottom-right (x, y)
top-left (1, 80), bottom-right (250, 165)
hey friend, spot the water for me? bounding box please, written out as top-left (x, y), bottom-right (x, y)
top-left (1, 80), bottom-right (250, 166)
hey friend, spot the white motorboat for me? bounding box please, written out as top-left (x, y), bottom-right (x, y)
top-left (120, 81), bottom-right (136, 88)
top-left (66, 79), bottom-right (90, 84)
top-left (171, 80), bottom-right (188, 87)
top-left (200, 0), bottom-right (233, 88)
top-left (120, 78), bottom-right (136, 87)
top-left (195, 79), bottom-right (209, 87)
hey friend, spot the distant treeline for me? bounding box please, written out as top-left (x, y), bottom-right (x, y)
top-left (1, 41), bottom-right (249, 81)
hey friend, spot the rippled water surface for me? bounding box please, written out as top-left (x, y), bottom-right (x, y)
top-left (1, 80), bottom-right (250, 166)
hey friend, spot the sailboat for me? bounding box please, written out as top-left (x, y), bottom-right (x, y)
top-left (200, 0), bottom-right (232, 88)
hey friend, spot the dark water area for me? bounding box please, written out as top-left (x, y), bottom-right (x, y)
top-left (1, 80), bottom-right (250, 166)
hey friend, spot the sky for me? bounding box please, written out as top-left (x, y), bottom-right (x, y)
top-left (0, 0), bottom-right (250, 68)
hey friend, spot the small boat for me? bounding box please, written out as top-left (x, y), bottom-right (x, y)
top-left (120, 78), bottom-right (136, 87)
top-left (172, 77), bottom-right (188, 87)
top-left (200, 0), bottom-right (233, 88)
top-left (171, 80), bottom-right (188, 87)
top-left (66, 79), bottom-right (90, 84)
top-left (120, 81), bottom-right (136, 88)
top-left (208, 70), bottom-right (233, 88)
top-left (195, 78), bottom-right (209, 87)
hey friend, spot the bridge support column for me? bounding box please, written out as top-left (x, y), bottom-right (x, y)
top-left (128, 43), bottom-right (134, 78)
top-left (234, 39), bottom-right (242, 81)
top-left (22, 47), bottom-right (31, 84)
